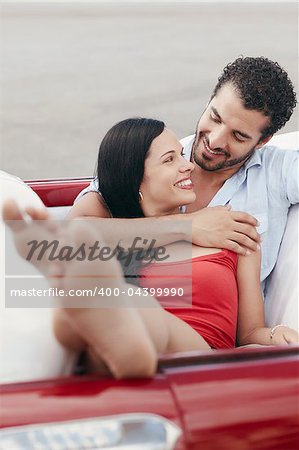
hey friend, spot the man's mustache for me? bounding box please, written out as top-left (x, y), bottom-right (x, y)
top-left (197, 132), bottom-right (230, 158)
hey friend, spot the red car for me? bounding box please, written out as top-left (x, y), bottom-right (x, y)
top-left (1, 175), bottom-right (299, 450)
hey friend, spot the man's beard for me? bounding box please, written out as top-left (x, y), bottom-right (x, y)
top-left (192, 134), bottom-right (256, 172)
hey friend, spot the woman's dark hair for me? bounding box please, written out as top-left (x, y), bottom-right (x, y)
top-left (97, 117), bottom-right (165, 218)
top-left (97, 117), bottom-right (165, 285)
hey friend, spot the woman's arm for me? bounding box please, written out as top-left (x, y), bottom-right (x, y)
top-left (66, 192), bottom-right (188, 249)
top-left (237, 251), bottom-right (299, 346)
top-left (67, 193), bottom-right (261, 256)
top-left (66, 192), bottom-right (111, 219)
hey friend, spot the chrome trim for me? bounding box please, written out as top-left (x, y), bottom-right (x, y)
top-left (0, 413), bottom-right (182, 449)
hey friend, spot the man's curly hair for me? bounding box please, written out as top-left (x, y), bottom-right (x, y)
top-left (212, 56), bottom-right (297, 139)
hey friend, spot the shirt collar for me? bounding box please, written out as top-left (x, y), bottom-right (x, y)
top-left (243, 148), bottom-right (263, 170)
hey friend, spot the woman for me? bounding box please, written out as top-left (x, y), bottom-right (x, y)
top-left (3, 118), bottom-right (298, 379)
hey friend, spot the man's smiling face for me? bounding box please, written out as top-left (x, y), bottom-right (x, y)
top-left (192, 83), bottom-right (271, 173)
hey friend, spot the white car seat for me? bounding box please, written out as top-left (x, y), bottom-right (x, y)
top-left (262, 132), bottom-right (298, 331)
top-left (0, 171), bottom-right (76, 383)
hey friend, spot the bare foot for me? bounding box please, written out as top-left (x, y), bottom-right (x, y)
top-left (3, 199), bottom-right (63, 277)
top-left (2, 199), bottom-right (49, 225)
top-left (3, 199), bottom-right (125, 299)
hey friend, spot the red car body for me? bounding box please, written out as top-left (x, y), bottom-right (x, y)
top-left (1, 178), bottom-right (299, 450)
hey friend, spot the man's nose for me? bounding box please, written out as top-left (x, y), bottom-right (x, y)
top-left (209, 128), bottom-right (228, 150)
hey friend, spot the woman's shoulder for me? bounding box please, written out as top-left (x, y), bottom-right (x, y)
top-left (67, 192), bottom-right (111, 219)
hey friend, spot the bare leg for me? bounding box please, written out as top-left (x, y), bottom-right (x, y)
top-left (52, 220), bottom-right (210, 378)
top-left (3, 201), bottom-right (210, 379)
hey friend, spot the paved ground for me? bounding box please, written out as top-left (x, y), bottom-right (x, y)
top-left (1, 2), bottom-right (298, 179)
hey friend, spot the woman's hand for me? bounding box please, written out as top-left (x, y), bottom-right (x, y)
top-left (271, 326), bottom-right (299, 345)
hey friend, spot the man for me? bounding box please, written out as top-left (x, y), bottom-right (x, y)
top-left (179, 56), bottom-right (298, 286)
top-left (70, 56), bottom-right (298, 288)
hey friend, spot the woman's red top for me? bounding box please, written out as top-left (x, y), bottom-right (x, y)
top-left (140, 249), bottom-right (238, 349)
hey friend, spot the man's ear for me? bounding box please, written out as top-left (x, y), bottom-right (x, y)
top-left (256, 135), bottom-right (273, 149)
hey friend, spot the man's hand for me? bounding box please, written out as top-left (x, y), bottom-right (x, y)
top-left (189, 206), bottom-right (261, 256)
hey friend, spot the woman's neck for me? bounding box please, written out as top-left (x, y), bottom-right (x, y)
top-left (143, 205), bottom-right (181, 217)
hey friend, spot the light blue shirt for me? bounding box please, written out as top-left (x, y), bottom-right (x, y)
top-left (76, 134), bottom-right (299, 285)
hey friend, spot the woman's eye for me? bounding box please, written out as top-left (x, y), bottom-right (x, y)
top-left (181, 151), bottom-right (186, 157)
top-left (164, 156), bottom-right (174, 163)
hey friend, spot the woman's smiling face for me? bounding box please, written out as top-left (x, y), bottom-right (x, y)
top-left (139, 128), bottom-right (196, 217)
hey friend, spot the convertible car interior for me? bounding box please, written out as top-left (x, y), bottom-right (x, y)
top-left (0, 132), bottom-right (298, 450)
top-left (1, 131), bottom-right (298, 384)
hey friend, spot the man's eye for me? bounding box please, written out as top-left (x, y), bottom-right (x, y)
top-left (181, 151), bottom-right (186, 157)
top-left (234, 133), bottom-right (246, 143)
top-left (210, 114), bottom-right (220, 123)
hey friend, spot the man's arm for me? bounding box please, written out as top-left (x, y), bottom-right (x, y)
top-left (282, 149), bottom-right (299, 204)
top-left (237, 250), bottom-right (299, 346)
top-left (189, 206), bottom-right (260, 255)
top-left (67, 192), bottom-right (260, 256)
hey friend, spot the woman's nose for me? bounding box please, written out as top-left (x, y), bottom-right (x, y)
top-left (180, 159), bottom-right (194, 172)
